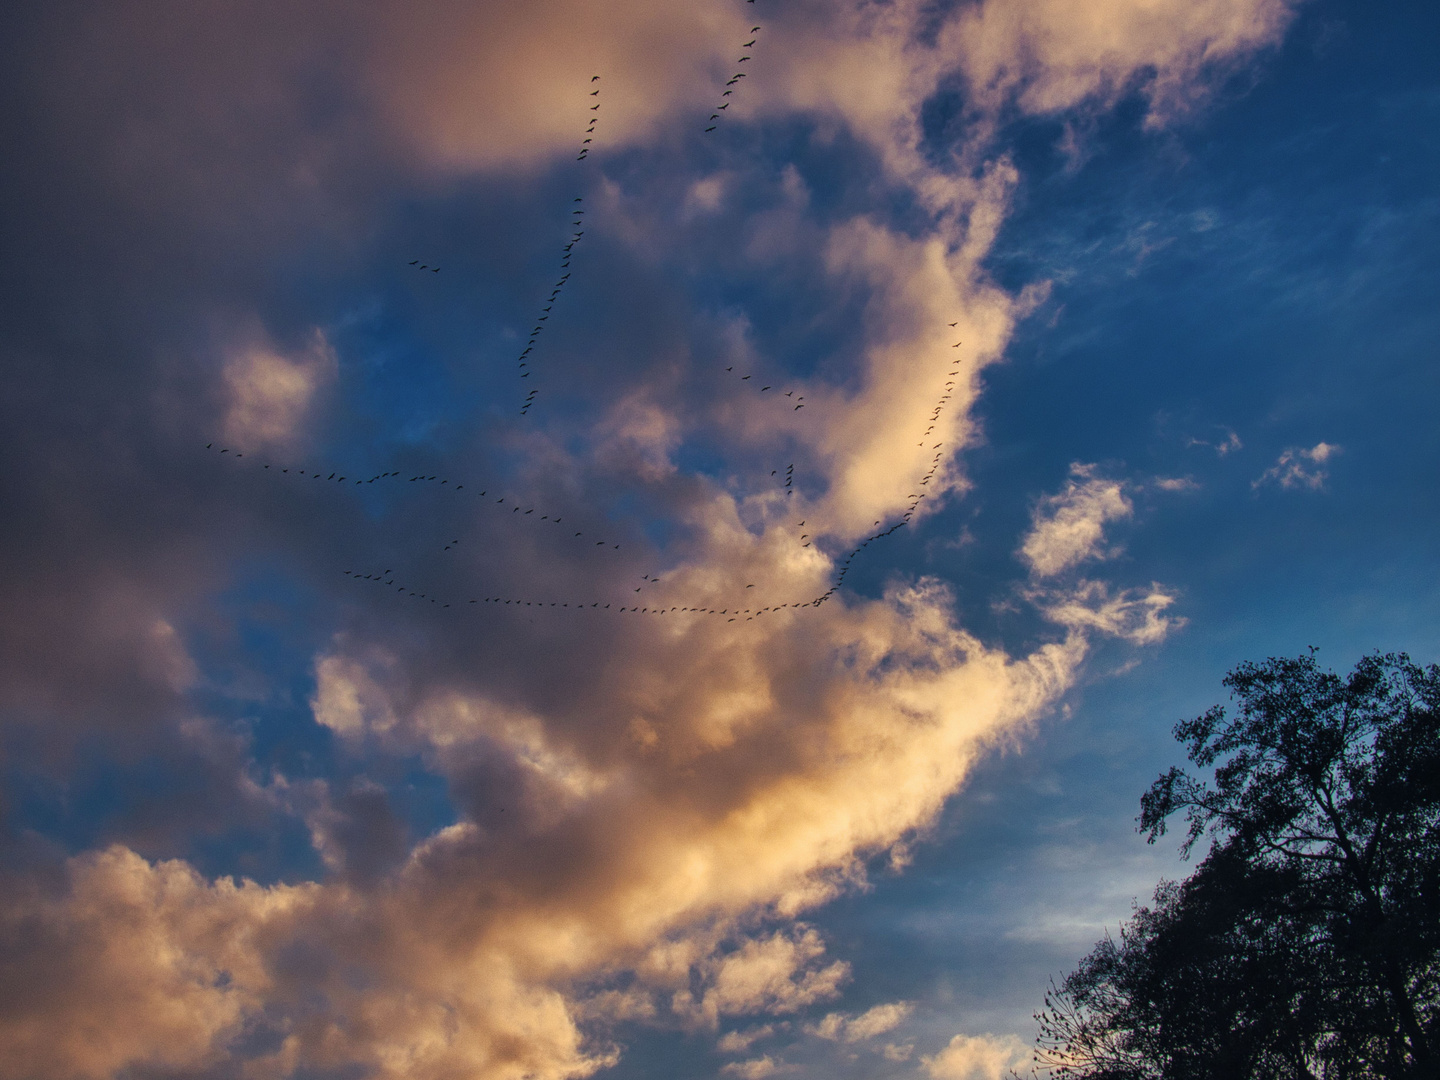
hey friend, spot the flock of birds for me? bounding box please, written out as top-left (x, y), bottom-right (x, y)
top-left (201, 446), bottom-right (625, 551)
top-left (517, 77), bottom-right (601, 416)
top-left (723, 364), bottom-right (806, 409)
top-left (703, 20), bottom-right (762, 133)
top-left (211, 0), bottom-right (975, 626)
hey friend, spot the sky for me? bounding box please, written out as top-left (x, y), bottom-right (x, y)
top-left (0, 1), bottom-right (1437, 1078)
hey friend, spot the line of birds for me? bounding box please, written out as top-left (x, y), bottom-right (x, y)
top-left (343, 566), bottom-right (826, 621)
top-left (340, 495), bottom-right (916, 616)
top-left (408, 260), bottom-right (440, 273)
top-left (770, 462), bottom-right (796, 498)
top-left (704, 19), bottom-right (762, 133)
top-left (723, 364), bottom-right (806, 408)
top-left (915, 347), bottom-right (961, 502)
top-left (518, 76), bottom-right (601, 417)
top-left (203, 444), bottom-right (623, 551)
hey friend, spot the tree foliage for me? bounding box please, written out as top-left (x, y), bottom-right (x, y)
top-left (1033, 652), bottom-right (1440, 1080)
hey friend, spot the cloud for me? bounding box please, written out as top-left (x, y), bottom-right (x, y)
top-left (0, 846), bottom-right (316, 1080)
top-left (1189, 429), bottom-right (1243, 455)
top-left (677, 929), bottom-right (850, 1028)
top-left (810, 1001), bottom-right (913, 1043)
top-left (718, 1025), bottom-right (777, 1054)
top-left (221, 329), bottom-right (336, 449)
top-left (311, 649), bottom-right (400, 737)
top-left (1, 581), bottom-right (1080, 1078)
top-left (1033, 580), bottom-right (1185, 645)
top-left (0, 0), bottom-right (1304, 1075)
top-left (1153, 476), bottom-right (1200, 492)
top-left (723, 1056), bottom-right (780, 1080)
top-left (922, 1032), bottom-right (1031, 1080)
top-left (1253, 441), bottom-right (1340, 490)
top-left (1019, 464), bottom-right (1133, 578)
top-left (951, 0), bottom-right (1299, 128)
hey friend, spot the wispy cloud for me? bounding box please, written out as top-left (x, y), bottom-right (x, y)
top-left (1033, 580), bottom-right (1185, 645)
top-left (1019, 463), bottom-right (1132, 578)
top-left (1253, 441), bottom-right (1341, 490)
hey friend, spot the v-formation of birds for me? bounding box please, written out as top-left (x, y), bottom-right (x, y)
top-left (216, 3), bottom-right (971, 623)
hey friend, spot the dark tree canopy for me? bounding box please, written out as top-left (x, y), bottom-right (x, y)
top-left (1033, 652), bottom-right (1440, 1080)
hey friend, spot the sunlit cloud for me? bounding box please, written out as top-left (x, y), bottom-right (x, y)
top-left (922, 1032), bottom-right (1031, 1080)
top-left (0, 0), bottom-right (1309, 1075)
top-left (221, 330), bottom-right (336, 449)
top-left (1019, 463), bottom-right (1132, 578)
top-left (722, 1056), bottom-right (780, 1080)
top-left (1032, 579), bottom-right (1185, 645)
top-left (808, 1000), bottom-right (913, 1043)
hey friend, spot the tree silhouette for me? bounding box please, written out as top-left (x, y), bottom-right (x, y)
top-left (1032, 652), bottom-right (1440, 1079)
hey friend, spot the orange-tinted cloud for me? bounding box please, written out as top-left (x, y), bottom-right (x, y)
top-left (0, 0), bottom-right (1303, 1076)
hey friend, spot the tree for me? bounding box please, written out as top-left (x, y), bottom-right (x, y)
top-left (1032, 651), bottom-right (1440, 1080)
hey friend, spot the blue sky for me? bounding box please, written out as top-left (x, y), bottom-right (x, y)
top-left (0, 1), bottom-right (1436, 1078)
